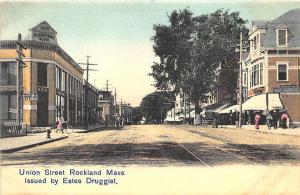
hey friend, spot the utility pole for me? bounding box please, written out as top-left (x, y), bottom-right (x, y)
top-left (114, 88), bottom-right (117, 115)
top-left (78, 56), bottom-right (98, 130)
top-left (120, 99), bottom-right (122, 117)
top-left (16, 33), bottom-right (27, 124)
top-left (238, 31), bottom-right (243, 128)
top-left (183, 92), bottom-right (186, 124)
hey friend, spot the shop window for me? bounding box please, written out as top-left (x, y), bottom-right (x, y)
top-left (61, 71), bottom-right (65, 91)
top-left (0, 92), bottom-right (16, 120)
top-left (56, 67), bottom-right (61, 89)
top-left (37, 63), bottom-right (47, 86)
top-left (278, 64), bottom-right (288, 81)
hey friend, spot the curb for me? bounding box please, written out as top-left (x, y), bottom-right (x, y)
top-left (0, 136), bottom-right (68, 154)
top-left (215, 125), bottom-right (300, 137)
top-left (77, 126), bottom-right (121, 133)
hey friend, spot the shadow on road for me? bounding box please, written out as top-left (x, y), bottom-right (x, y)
top-left (2, 141), bottom-right (299, 166)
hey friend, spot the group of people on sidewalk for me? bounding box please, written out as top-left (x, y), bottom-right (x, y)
top-left (255, 110), bottom-right (289, 130)
top-left (206, 109), bottom-right (290, 130)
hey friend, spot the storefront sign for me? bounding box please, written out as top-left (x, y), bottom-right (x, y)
top-left (30, 21), bottom-right (57, 44)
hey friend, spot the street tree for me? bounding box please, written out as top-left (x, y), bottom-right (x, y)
top-left (132, 107), bottom-right (143, 124)
top-left (140, 91), bottom-right (175, 123)
top-left (150, 8), bottom-right (194, 94)
top-left (151, 8), bottom-right (248, 113)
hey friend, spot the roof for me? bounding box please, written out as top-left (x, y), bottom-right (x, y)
top-left (253, 9), bottom-right (300, 48)
top-left (252, 20), bottom-right (270, 28)
top-left (29, 21), bottom-right (57, 34)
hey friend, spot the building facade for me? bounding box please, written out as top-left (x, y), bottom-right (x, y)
top-left (97, 90), bottom-right (115, 126)
top-left (247, 9), bottom-right (300, 126)
top-left (0, 21), bottom-right (84, 127)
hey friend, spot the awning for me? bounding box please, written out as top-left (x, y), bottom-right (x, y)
top-left (218, 105), bottom-right (239, 114)
top-left (164, 116), bottom-right (182, 122)
top-left (242, 93), bottom-right (283, 111)
top-left (189, 110), bottom-right (195, 117)
top-left (211, 103), bottom-right (230, 112)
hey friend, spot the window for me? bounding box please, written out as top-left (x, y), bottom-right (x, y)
top-left (277, 29), bottom-right (287, 46)
top-left (61, 71), bottom-right (65, 91)
top-left (278, 64), bottom-right (287, 81)
top-left (259, 63), bottom-right (263, 85)
top-left (56, 94), bottom-right (66, 120)
top-left (37, 63), bottom-right (47, 86)
top-left (0, 62), bottom-right (16, 85)
top-left (243, 72), bottom-right (247, 86)
top-left (99, 94), bottom-right (104, 100)
top-left (250, 63), bottom-right (263, 88)
top-left (56, 67), bottom-right (61, 89)
top-left (0, 92), bottom-right (16, 120)
top-left (252, 34), bottom-right (259, 51)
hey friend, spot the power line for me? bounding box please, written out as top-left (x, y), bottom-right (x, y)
top-left (78, 55), bottom-right (98, 130)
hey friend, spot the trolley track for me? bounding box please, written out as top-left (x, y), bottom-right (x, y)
top-left (174, 126), bottom-right (295, 164)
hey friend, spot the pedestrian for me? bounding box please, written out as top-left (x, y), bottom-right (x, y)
top-left (56, 117), bottom-right (64, 133)
top-left (281, 112), bottom-right (288, 129)
top-left (254, 112), bottom-right (261, 130)
top-left (213, 113), bottom-right (219, 128)
top-left (229, 110), bottom-right (233, 125)
top-left (272, 110), bottom-right (279, 129)
top-left (266, 112), bottom-right (273, 130)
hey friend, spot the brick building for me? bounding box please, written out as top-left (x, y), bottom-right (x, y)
top-left (246, 9), bottom-right (300, 126)
top-left (0, 21), bottom-right (84, 127)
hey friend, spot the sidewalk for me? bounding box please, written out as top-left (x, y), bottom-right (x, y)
top-left (0, 132), bottom-right (68, 153)
top-left (218, 125), bottom-right (300, 136)
top-left (0, 125), bottom-right (117, 153)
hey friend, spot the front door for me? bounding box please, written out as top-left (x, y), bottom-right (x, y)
top-left (37, 91), bottom-right (48, 126)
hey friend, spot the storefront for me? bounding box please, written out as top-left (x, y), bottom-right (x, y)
top-left (0, 21), bottom-right (84, 127)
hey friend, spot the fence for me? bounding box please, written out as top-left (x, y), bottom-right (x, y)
top-left (0, 120), bottom-right (29, 138)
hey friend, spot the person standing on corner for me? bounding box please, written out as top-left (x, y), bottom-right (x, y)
top-left (254, 112), bottom-right (261, 130)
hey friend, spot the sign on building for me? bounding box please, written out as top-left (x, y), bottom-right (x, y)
top-left (29, 21), bottom-right (57, 44)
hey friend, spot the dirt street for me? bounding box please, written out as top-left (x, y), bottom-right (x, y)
top-left (1, 125), bottom-right (300, 166)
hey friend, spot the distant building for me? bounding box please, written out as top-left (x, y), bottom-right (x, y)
top-left (83, 82), bottom-right (101, 126)
top-left (120, 103), bottom-right (133, 124)
top-left (247, 9), bottom-right (300, 126)
top-left (97, 90), bottom-right (115, 125)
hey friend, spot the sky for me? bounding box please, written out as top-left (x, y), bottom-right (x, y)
top-left (0, 0), bottom-right (300, 106)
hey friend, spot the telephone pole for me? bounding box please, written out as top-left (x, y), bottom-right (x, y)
top-left (114, 88), bottom-right (117, 115)
top-left (238, 31), bottom-right (243, 128)
top-left (16, 33), bottom-right (27, 124)
top-left (78, 56), bottom-right (98, 130)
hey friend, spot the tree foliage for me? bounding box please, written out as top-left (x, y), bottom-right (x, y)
top-left (140, 91), bottom-right (175, 123)
top-left (151, 8), bottom-right (248, 112)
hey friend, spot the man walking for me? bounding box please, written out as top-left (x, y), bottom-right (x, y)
top-left (272, 110), bottom-right (279, 129)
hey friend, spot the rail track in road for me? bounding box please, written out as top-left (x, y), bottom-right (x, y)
top-left (162, 134), bottom-right (250, 167)
top-left (173, 126), bottom-right (297, 165)
top-left (170, 126), bottom-right (258, 165)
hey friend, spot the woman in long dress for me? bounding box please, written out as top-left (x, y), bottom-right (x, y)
top-left (254, 113), bottom-right (261, 130)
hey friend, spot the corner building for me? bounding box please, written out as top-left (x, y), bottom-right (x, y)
top-left (0, 21), bottom-right (84, 127)
top-left (247, 9), bottom-right (300, 126)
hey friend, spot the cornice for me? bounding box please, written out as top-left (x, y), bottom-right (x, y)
top-left (0, 40), bottom-right (84, 74)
